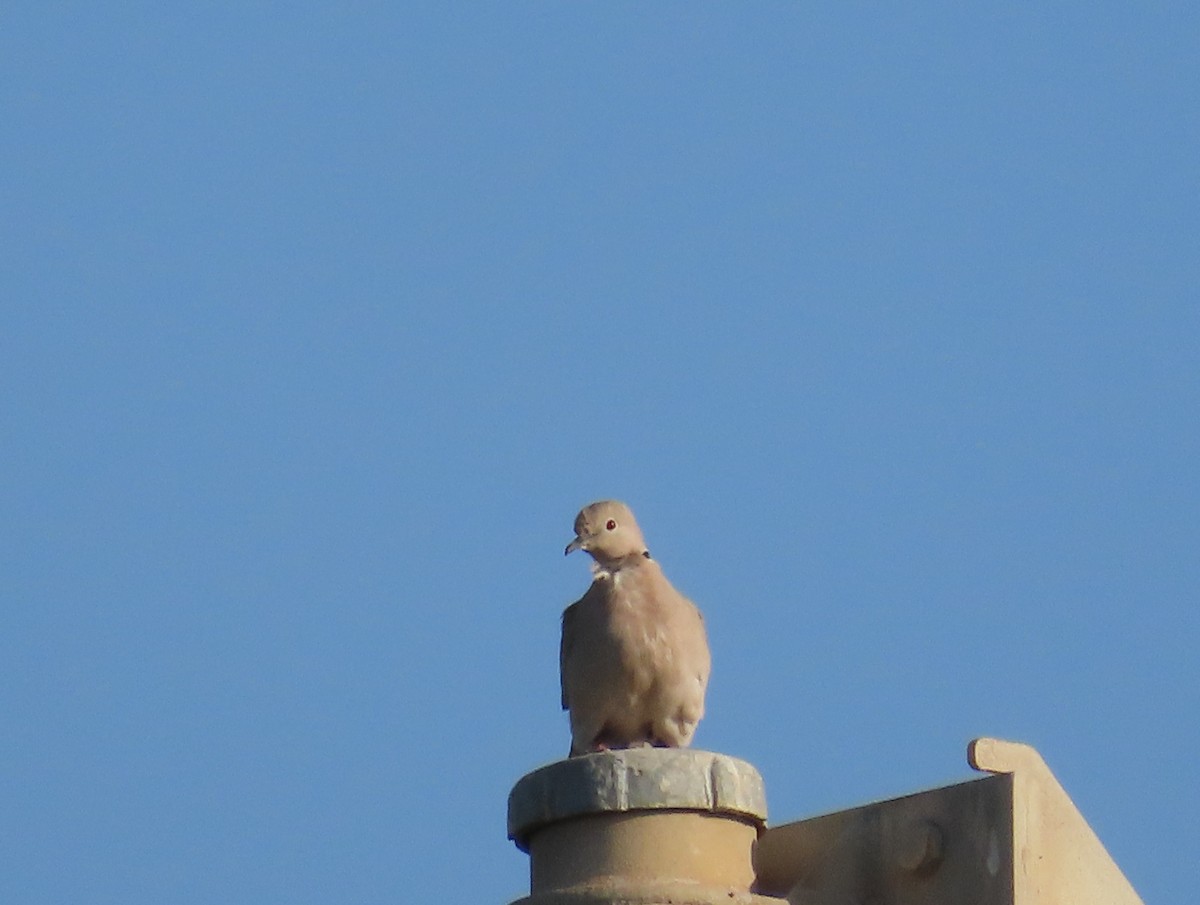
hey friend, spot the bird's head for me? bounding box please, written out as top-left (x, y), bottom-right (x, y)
top-left (564, 500), bottom-right (649, 567)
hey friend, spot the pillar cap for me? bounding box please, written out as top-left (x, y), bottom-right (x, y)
top-left (508, 748), bottom-right (768, 850)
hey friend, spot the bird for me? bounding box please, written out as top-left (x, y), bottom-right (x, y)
top-left (559, 500), bottom-right (711, 757)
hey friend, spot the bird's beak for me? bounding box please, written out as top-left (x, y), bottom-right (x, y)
top-left (565, 536), bottom-right (585, 556)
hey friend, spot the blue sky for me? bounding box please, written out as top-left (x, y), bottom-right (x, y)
top-left (2, 4), bottom-right (1196, 904)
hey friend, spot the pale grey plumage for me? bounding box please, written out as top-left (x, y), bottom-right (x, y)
top-left (560, 501), bottom-right (711, 757)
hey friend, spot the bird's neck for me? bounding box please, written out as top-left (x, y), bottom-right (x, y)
top-left (590, 549), bottom-right (653, 580)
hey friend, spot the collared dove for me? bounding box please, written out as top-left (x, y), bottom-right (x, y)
top-left (560, 500), bottom-right (711, 757)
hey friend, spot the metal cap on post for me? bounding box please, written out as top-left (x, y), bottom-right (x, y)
top-left (507, 748), bottom-right (785, 905)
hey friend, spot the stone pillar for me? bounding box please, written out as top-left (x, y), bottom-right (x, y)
top-left (507, 748), bottom-right (785, 905)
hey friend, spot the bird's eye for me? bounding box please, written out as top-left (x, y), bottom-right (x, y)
top-left (605, 519), bottom-right (617, 531)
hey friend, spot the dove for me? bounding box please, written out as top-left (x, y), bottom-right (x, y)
top-left (559, 500), bottom-right (711, 757)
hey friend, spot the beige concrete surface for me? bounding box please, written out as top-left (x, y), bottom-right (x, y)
top-left (508, 749), bottom-right (781, 905)
top-left (754, 767), bottom-right (1014, 905)
top-left (507, 739), bottom-right (1142, 905)
top-left (753, 737), bottom-right (1143, 905)
top-left (971, 737), bottom-right (1142, 905)
top-left (508, 748), bottom-right (768, 850)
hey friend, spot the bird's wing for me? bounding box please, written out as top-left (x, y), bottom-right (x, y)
top-left (559, 600), bottom-right (578, 711)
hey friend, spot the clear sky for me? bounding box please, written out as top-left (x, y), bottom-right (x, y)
top-left (2, 5), bottom-right (1196, 904)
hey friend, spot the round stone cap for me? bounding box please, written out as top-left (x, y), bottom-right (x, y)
top-left (507, 748), bottom-right (768, 851)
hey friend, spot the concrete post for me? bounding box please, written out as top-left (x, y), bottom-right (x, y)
top-left (507, 748), bottom-right (786, 905)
